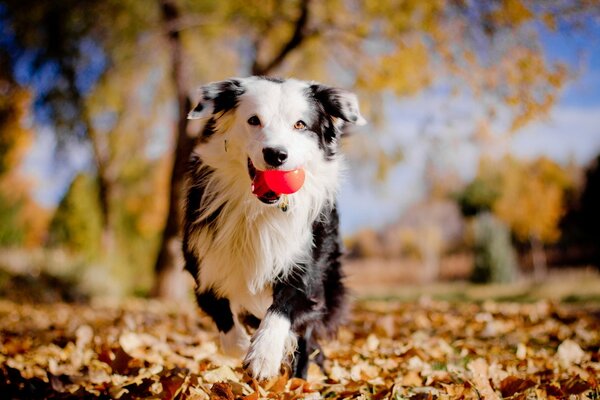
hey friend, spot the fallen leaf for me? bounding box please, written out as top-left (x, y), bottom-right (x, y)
top-left (557, 339), bottom-right (585, 368)
top-left (210, 382), bottom-right (235, 400)
top-left (499, 376), bottom-right (536, 397)
top-left (560, 376), bottom-right (591, 395)
top-left (203, 366), bottom-right (238, 384)
top-left (468, 358), bottom-right (500, 400)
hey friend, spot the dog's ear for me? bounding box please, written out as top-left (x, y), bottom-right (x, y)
top-left (310, 84), bottom-right (366, 126)
top-left (188, 79), bottom-right (246, 120)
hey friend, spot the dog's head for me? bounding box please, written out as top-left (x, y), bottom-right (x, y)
top-left (188, 76), bottom-right (365, 204)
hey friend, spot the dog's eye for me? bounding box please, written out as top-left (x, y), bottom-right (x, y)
top-left (247, 116), bottom-right (261, 126)
top-left (294, 120), bottom-right (306, 130)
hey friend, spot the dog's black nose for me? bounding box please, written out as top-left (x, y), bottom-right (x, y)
top-left (263, 147), bottom-right (288, 167)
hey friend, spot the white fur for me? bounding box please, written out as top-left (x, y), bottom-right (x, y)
top-left (243, 313), bottom-right (296, 380)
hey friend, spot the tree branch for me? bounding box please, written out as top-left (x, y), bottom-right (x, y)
top-left (251, 0), bottom-right (312, 76)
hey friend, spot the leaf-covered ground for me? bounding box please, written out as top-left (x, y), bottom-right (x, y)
top-left (1, 298), bottom-right (599, 399)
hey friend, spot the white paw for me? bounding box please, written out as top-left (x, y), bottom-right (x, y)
top-left (220, 325), bottom-right (250, 358)
top-left (243, 313), bottom-right (295, 380)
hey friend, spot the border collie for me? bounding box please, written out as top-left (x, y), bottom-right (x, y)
top-left (182, 76), bottom-right (365, 380)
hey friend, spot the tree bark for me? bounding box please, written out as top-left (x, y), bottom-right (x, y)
top-left (151, 0), bottom-right (196, 299)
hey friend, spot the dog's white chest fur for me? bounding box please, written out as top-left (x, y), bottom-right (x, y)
top-left (188, 161), bottom-right (335, 318)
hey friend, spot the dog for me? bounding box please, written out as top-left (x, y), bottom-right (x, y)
top-left (182, 76), bottom-right (365, 380)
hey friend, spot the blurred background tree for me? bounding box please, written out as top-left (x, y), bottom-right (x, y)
top-left (0, 0), bottom-right (598, 298)
top-left (0, 49), bottom-right (49, 248)
top-left (48, 174), bottom-right (102, 258)
top-left (457, 156), bottom-right (574, 281)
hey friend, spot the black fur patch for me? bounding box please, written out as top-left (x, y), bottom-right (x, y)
top-left (309, 84), bottom-right (355, 123)
top-left (239, 312), bottom-right (261, 330)
top-left (195, 80), bottom-right (244, 142)
top-left (209, 79), bottom-right (245, 115)
top-left (192, 102), bottom-right (204, 113)
top-left (196, 288), bottom-right (234, 332)
top-left (305, 87), bottom-right (341, 160)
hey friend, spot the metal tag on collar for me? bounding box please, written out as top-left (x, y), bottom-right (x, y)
top-left (278, 195), bottom-right (289, 212)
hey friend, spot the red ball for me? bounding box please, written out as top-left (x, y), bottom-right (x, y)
top-left (263, 168), bottom-right (305, 194)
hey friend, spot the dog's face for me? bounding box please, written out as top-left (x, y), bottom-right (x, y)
top-left (189, 77), bottom-right (365, 171)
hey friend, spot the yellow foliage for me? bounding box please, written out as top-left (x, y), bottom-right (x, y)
top-left (490, 0), bottom-right (534, 28)
top-left (486, 156), bottom-right (573, 244)
top-left (357, 38), bottom-right (432, 96)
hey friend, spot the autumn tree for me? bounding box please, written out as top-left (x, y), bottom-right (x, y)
top-left (459, 156), bottom-right (574, 280)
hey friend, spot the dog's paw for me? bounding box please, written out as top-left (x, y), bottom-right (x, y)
top-left (220, 325), bottom-right (250, 358)
top-left (243, 343), bottom-right (283, 380)
top-left (242, 313), bottom-right (295, 380)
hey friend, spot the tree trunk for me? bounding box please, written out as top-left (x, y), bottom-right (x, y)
top-left (530, 234), bottom-right (547, 282)
top-left (151, 0), bottom-right (196, 299)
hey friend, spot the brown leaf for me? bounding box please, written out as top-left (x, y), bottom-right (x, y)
top-left (264, 374), bottom-right (287, 393)
top-left (160, 372), bottom-right (186, 399)
top-left (288, 377), bottom-right (310, 392)
top-left (210, 382), bottom-right (235, 400)
top-left (110, 346), bottom-right (134, 374)
top-left (242, 392), bottom-right (259, 400)
top-left (402, 370), bottom-right (423, 387)
top-left (544, 382), bottom-right (564, 398)
top-left (560, 376), bottom-right (591, 395)
top-left (499, 376), bottom-right (536, 397)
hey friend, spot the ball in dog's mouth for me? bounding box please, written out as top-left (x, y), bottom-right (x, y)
top-left (248, 158), bottom-right (305, 204)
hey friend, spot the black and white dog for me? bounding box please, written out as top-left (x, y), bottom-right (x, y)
top-left (182, 76), bottom-right (365, 380)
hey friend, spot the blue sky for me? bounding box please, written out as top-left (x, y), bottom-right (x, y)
top-left (21, 22), bottom-right (600, 235)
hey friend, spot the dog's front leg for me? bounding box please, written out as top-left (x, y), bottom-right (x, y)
top-left (196, 289), bottom-right (250, 357)
top-left (243, 277), bottom-right (318, 380)
top-left (243, 311), bottom-right (296, 380)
